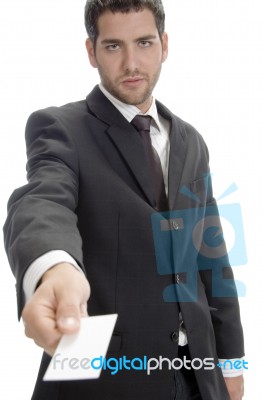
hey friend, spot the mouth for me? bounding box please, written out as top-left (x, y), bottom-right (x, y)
top-left (121, 77), bottom-right (144, 87)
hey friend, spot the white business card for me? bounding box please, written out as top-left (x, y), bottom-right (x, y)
top-left (43, 314), bottom-right (118, 381)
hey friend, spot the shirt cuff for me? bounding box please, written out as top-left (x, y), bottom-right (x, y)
top-left (23, 250), bottom-right (83, 303)
top-left (218, 358), bottom-right (245, 377)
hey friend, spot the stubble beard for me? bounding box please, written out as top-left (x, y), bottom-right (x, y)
top-left (97, 65), bottom-right (162, 107)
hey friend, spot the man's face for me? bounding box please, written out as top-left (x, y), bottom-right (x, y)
top-left (86, 8), bottom-right (168, 112)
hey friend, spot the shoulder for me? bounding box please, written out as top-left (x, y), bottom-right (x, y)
top-left (156, 99), bottom-right (207, 148)
top-left (26, 99), bottom-right (88, 128)
top-left (24, 99), bottom-right (101, 148)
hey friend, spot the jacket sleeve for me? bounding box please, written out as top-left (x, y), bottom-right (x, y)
top-left (177, 120), bottom-right (244, 360)
top-left (198, 172), bottom-right (245, 359)
top-left (3, 108), bottom-right (85, 317)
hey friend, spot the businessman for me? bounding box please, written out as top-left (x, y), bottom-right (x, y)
top-left (4, 0), bottom-right (244, 399)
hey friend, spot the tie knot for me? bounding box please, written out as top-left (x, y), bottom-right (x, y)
top-left (131, 115), bottom-right (152, 133)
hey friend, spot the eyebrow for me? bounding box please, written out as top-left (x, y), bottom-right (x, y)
top-left (100, 35), bottom-right (158, 45)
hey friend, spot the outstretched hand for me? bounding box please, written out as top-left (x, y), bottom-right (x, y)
top-left (22, 263), bottom-right (90, 355)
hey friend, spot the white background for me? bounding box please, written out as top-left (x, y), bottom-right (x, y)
top-left (0, 0), bottom-right (264, 398)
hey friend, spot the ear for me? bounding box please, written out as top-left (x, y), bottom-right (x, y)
top-left (161, 32), bottom-right (168, 63)
top-left (85, 38), bottom-right (98, 68)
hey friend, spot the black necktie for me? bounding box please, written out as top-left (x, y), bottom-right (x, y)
top-left (131, 115), bottom-right (168, 211)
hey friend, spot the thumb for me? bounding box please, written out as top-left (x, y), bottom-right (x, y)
top-left (56, 295), bottom-right (82, 334)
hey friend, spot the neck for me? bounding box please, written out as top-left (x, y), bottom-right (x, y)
top-left (136, 97), bottom-right (153, 114)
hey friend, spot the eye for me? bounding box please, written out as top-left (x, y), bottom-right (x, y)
top-left (139, 41), bottom-right (152, 48)
top-left (106, 44), bottom-right (120, 51)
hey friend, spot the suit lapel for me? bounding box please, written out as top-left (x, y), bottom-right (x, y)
top-left (168, 117), bottom-right (188, 209)
top-left (86, 86), bottom-right (156, 206)
top-left (156, 101), bottom-right (188, 210)
top-left (86, 86), bottom-right (188, 210)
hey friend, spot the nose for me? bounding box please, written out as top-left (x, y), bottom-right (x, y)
top-left (122, 45), bottom-right (140, 73)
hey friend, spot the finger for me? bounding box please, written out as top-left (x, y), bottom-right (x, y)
top-left (56, 291), bottom-right (83, 334)
top-left (23, 300), bottom-right (62, 352)
top-left (80, 302), bottom-right (88, 317)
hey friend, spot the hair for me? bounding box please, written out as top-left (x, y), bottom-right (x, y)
top-left (84, 0), bottom-right (165, 45)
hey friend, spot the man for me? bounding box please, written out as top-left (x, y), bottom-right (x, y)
top-left (3, 0), bottom-right (244, 399)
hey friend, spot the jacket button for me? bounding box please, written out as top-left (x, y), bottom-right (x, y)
top-left (171, 331), bottom-right (179, 343)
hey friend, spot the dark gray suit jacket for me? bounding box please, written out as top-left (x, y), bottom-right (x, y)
top-left (4, 86), bottom-right (244, 399)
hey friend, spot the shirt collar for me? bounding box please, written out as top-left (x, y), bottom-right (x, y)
top-left (99, 83), bottom-right (161, 133)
